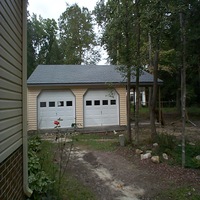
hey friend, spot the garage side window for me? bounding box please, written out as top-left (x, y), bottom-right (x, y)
top-left (94, 100), bottom-right (100, 106)
top-left (110, 100), bottom-right (116, 105)
top-left (102, 100), bottom-right (108, 105)
top-left (40, 102), bottom-right (46, 107)
top-left (49, 102), bottom-right (55, 107)
top-left (66, 101), bottom-right (73, 106)
top-left (86, 100), bottom-right (92, 106)
top-left (57, 101), bottom-right (64, 107)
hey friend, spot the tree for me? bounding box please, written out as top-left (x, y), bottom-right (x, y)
top-left (58, 4), bottom-right (100, 64)
top-left (27, 14), bottom-right (61, 77)
top-left (95, 0), bottom-right (144, 143)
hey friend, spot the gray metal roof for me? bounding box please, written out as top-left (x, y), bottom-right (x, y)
top-left (27, 65), bottom-right (162, 86)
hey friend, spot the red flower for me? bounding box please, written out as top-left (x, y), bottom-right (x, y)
top-left (54, 120), bottom-right (60, 125)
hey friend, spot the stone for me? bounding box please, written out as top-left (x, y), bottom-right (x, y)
top-left (146, 150), bottom-right (152, 153)
top-left (153, 143), bottom-right (158, 147)
top-left (119, 134), bottom-right (125, 147)
top-left (141, 152), bottom-right (151, 160)
top-left (151, 156), bottom-right (160, 163)
top-left (135, 149), bottom-right (143, 154)
top-left (195, 155), bottom-right (200, 160)
top-left (162, 153), bottom-right (169, 160)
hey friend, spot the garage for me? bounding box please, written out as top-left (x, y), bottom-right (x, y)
top-left (84, 89), bottom-right (119, 127)
top-left (37, 90), bottom-right (75, 129)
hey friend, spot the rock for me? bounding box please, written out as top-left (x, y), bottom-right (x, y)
top-left (141, 152), bottom-right (151, 160)
top-left (195, 155), bottom-right (200, 160)
top-left (146, 150), bottom-right (152, 153)
top-left (153, 143), bottom-right (158, 147)
top-left (151, 156), bottom-right (160, 163)
top-left (119, 134), bottom-right (125, 147)
top-left (135, 149), bottom-right (143, 154)
top-left (162, 153), bottom-right (169, 160)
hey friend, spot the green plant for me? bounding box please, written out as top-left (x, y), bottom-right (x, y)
top-left (28, 137), bottom-right (54, 200)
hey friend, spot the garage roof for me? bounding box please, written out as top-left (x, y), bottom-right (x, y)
top-left (27, 65), bottom-right (162, 86)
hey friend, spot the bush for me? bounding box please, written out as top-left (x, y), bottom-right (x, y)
top-left (154, 133), bottom-right (200, 169)
top-left (28, 137), bottom-right (54, 200)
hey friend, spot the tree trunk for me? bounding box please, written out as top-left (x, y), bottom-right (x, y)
top-left (180, 12), bottom-right (186, 168)
top-left (150, 43), bottom-right (159, 141)
top-left (135, 0), bottom-right (140, 145)
top-left (127, 66), bottom-right (132, 143)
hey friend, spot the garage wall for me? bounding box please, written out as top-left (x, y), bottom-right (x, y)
top-left (71, 87), bottom-right (87, 127)
top-left (27, 85), bottom-right (127, 130)
top-left (116, 86), bottom-right (127, 125)
top-left (27, 88), bottom-right (41, 130)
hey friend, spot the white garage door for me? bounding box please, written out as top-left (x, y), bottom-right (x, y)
top-left (84, 89), bottom-right (119, 127)
top-left (38, 90), bottom-right (75, 129)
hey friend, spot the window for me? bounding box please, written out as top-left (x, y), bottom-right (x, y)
top-left (86, 100), bottom-right (92, 106)
top-left (49, 102), bottom-right (55, 107)
top-left (66, 101), bottom-right (73, 106)
top-left (110, 100), bottom-right (116, 105)
top-left (40, 102), bottom-right (46, 107)
top-left (102, 100), bottom-right (108, 105)
top-left (94, 100), bottom-right (100, 106)
top-left (57, 101), bottom-right (64, 107)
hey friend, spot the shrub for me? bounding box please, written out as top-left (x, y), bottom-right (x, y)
top-left (28, 137), bottom-right (54, 200)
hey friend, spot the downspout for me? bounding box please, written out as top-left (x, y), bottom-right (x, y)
top-left (22, 0), bottom-right (33, 197)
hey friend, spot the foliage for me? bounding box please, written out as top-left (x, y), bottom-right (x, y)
top-left (58, 3), bottom-right (100, 65)
top-left (28, 137), bottom-right (54, 199)
top-left (153, 134), bottom-right (200, 169)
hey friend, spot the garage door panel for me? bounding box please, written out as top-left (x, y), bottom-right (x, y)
top-left (38, 90), bottom-right (75, 129)
top-left (84, 89), bottom-right (119, 127)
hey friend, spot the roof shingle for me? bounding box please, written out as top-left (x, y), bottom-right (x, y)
top-left (27, 65), bottom-right (162, 86)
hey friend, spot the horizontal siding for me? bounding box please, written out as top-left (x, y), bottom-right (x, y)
top-left (0, 109), bottom-right (22, 121)
top-left (72, 88), bottom-right (87, 127)
top-left (1, 1), bottom-right (22, 41)
top-left (27, 88), bottom-right (41, 130)
top-left (116, 86), bottom-right (127, 125)
top-left (0, 0), bottom-right (24, 162)
top-left (0, 131), bottom-right (22, 154)
top-left (0, 139), bottom-right (22, 163)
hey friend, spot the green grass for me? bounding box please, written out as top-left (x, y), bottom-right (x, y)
top-left (155, 186), bottom-right (200, 200)
top-left (153, 134), bottom-right (200, 169)
top-left (72, 133), bottom-right (119, 151)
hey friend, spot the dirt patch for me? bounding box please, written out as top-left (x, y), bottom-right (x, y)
top-left (67, 144), bottom-right (200, 200)
top-left (42, 117), bottom-right (200, 200)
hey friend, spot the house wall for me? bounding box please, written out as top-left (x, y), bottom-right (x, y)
top-left (27, 85), bottom-right (127, 130)
top-left (0, 0), bottom-right (27, 199)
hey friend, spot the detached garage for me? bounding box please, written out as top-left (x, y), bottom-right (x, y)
top-left (27, 65), bottom-right (162, 131)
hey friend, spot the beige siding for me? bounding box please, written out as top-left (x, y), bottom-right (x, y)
top-left (71, 88), bottom-right (87, 127)
top-left (116, 86), bottom-right (127, 125)
top-left (0, 0), bottom-right (24, 163)
top-left (27, 88), bottom-right (41, 131)
top-left (27, 85), bottom-right (127, 130)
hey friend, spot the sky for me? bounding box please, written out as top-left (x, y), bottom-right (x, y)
top-left (28, 0), bottom-right (108, 64)
top-left (28, 0), bottom-right (98, 20)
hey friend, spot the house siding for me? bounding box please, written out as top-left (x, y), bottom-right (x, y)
top-left (0, 0), bottom-right (23, 163)
top-left (0, 0), bottom-right (26, 199)
top-left (27, 85), bottom-right (127, 130)
top-left (71, 87), bottom-right (87, 127)
top-left (116, 86), bottom-right (127, 126)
